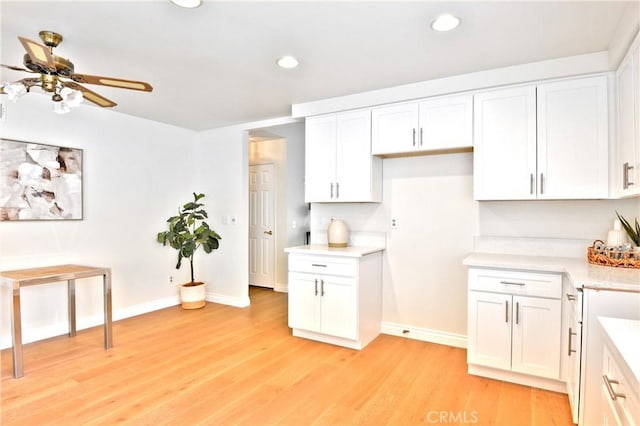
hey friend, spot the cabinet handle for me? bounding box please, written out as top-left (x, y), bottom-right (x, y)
top-left (330, 183), bottom-right (334, 199)
top-left (515, 302), bottom-right (519, 325)
top-left (412, 128), bottom-right (416, 147)
top-left (602, 375), bottom-right (626, 401)
top-left (321, 279), bottom-right (325, 296)
top-left (311, 264), bottom-right (327, 267)
top-left (568, 327), bottom-right (576, 356)
top-left (420, 128), bottom-right (424, 146)
top-left (314, 279), bottom-right (318, 296)
top-left (336, 182), bottom-right (340, 199)
top-left (530, 174), bottom-right (534, 195)
top-left (500, 280), bottom-right (526, 286)
top-left (566, 293), bottom-right (577, 301)
top-left (505, 300), bottom-right (509, 323)
top-left (540, 173), bottom-right (545, 194)
top-left (623, 162), bottom-right (635, 189)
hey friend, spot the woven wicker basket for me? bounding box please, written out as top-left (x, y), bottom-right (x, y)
top-left (587, 240), bottom-right (640, 269)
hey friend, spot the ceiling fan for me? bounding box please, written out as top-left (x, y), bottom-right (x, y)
top-left (1, 30), bottom-right (153, 110)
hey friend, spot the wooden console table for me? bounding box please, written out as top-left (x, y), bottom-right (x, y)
top-left (0, 264), bottom-right (112, 378)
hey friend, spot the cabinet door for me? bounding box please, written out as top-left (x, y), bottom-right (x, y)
top-left (467, 291), bottom-right (512, 370)
top-left (335, 109), bottom-right (374, 201)
top-left (319, 277), bottom-right (357, 340)
top-left (537, 76), bottom-right (609, 199)
top-left (473, 86), bottom-right (537, 200)
top-left (305, 114), bottom-right (336, 202)
top-left (617, 36), bottom-right (640, 197)
top-left (371, 103), bottom-right (419, 155)
top-left (511, 296), bottom-right (561, 379)
top-left (288, 272), bottom-right (321, 332)
top-left (418, 94), bottom-right (473, 151)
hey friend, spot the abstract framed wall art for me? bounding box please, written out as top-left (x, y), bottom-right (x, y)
top-left (0, 139), bottom-right (83, 221)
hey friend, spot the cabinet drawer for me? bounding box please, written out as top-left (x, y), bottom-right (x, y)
top-left (288, 254), bottom-right (358, 277)
top-left (602, 346), bottom-right (640, 426)
top-left (469, 268), bottom-right (561, 299)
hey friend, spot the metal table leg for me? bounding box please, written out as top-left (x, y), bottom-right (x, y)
top-left (68, 279), bottom-right (76, 337)
top-left (103, 270), bottom-right (113, 348)
top-left (10, 287), bottom-right (23, 378)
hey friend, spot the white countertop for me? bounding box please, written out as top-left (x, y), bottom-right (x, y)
top-left (599, 317), bottom-right (640, 391)
top-left (285, 244), bottom-right (385, 258)
top-left (463, 253), bottom-right (640, 292)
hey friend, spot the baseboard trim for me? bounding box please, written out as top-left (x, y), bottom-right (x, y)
top-left (468, 364), bottom-right (567, 394)
top-left (206, 291), bottom-right (250, 308)
top-left (381, 322), bottom-right (467, 349)
top-left (274, 283), bottom-right (288, 293)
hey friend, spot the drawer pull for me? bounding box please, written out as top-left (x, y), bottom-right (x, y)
top-left (603, 375), bottom-right (626, 401)
top-left (311, 264), bottom-right (327, 268)
top-left (568, 327), bottom-right (576, 356)
top-left (566, 293), bottom-right (577, 301)
top-left (500, 281), bottom-right (526, 286)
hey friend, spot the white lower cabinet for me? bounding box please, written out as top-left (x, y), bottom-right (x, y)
top-left (600, 344), bottom-right (640, 426)
top-left (287, 251), bottom-right (382, 350)
top-left (288, 272), bottom-right (357, 340)
top-left (467, 268), bottom-right (563, 389)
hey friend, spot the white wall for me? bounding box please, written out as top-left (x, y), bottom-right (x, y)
top-left (195, 125), bottom-right (250, 307)
top-left (196, 119), bottom-right (304, 301)
top-left (0, 94), bottom-right (198, 348)
top-left (311, 153), bottom-right (479, 341)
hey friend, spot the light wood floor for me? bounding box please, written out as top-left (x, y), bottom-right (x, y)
top-left (1, 287), bottom-right (573, 425)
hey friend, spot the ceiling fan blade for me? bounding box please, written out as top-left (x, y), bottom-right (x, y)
top-left (71, 74), bottom-right (153, 92)
top-left (63, 81), bottom-right (117, 108)
top-left (18, 36), bottom-right (56, 72)
top-left (1, 64), bottom-right (35, 73)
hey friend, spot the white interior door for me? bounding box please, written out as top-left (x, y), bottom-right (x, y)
top-left (249, 164), bottom-right (275, 288)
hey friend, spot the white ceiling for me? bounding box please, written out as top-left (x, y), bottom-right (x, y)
top-left (1, 1), bottom-right (637, 131)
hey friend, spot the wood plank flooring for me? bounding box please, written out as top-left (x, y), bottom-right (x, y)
top-left (1, 287), bottom-right (574, 425)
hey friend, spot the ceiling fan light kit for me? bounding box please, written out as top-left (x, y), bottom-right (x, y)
top-left (1, 30), bottom-right (153, 115)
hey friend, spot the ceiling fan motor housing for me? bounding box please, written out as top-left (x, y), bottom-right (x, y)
top-left (38, 31), bottom-right (63, 48)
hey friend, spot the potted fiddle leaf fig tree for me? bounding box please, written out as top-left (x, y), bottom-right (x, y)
top-left (157, 193), bottom-right (221, 309)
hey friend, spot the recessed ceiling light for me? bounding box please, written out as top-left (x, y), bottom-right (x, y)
top-left (276, 55), bottom-right (299, 69)
top-left (431, 14), bottom-right (461, 32)
top-left (170, 0), bottom-right (202, 9)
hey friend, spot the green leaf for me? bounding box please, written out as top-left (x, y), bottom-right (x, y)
top-left (616, 211), bottom-right (640, 245)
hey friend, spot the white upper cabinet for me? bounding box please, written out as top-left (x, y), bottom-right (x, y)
top-left (474, 86), bottom-right (537, 200)
top-left (616, 32), bottom-right (640, 197)
top-left (372, 94), bottom-right (473, 156)
top-left (305, 109), bottom-right (381, 203)
top-left (474, 75), bottom-right (609, 200)
top-left (536, 76), bottom-right (609, 199)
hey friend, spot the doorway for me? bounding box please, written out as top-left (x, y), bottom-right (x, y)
top-left (249, 163), bottom-right (275, 288)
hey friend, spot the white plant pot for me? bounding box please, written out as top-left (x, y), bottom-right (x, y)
top-left (180, 281), bottom-right (206, 309)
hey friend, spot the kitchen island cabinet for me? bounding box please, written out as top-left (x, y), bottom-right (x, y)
top-left (285, 245), bottom-right (383, 350)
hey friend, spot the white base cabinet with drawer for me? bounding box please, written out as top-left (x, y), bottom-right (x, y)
top-left (599, 318), bottom-right (640, 426)
top-left (287, 251), bottom-right (382, 350)
top-left (467, 268), bottom-right (564, 392)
